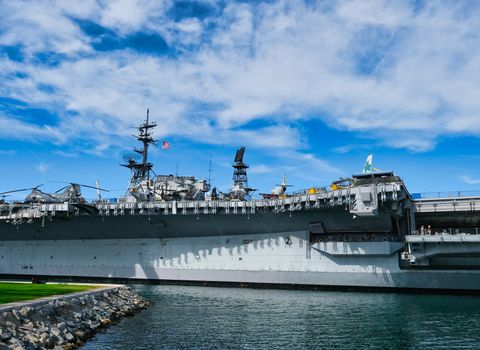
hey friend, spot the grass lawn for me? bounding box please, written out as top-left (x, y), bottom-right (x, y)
top-left (0, 282), bottom-right (99, 304)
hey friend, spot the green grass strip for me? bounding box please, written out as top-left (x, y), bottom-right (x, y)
top-left (0, 282), bottom-right (99, 304)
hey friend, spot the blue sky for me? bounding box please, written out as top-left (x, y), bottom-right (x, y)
top-left (1, 0), bottom-right (480, 200)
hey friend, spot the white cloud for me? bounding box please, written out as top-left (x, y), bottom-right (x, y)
top-left (1, 0), bottom-right (480, 154)
top-left (294, 153), bottom-right (343, 175)
top-left (332, 145), bottom-right (355, 154)
top-left (0, 113), bottom-right (66, 143)
top-left (100, 0), bottom-right (170, 35)
top-left (332, 144), bottom-right (379, 154)
top-left (36, 163), bottom-right (49, 174)
top-left (176, 18), bottom-right (202, 34)
top-left (460, 175), bottom-right (480, 185)
top-left (0, 1), bottom-right (95, 56)
top-left (250, 164), bottom-right (271, 175)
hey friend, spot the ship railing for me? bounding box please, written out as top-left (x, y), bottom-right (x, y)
top-left (412, 190), bottom-right (480, 200)
top-left (310, 233), bottom-right (403, 243)
top-left (79, 181), bottom-right (407, 215)
top-left (1, 180), bottom-right (405, 217)
top-left (406, 233), bottom-right (480, 244)
top-left (91, 194), bottom-right (318, 207)
top-left (412, 227), bottom-right (480, 236)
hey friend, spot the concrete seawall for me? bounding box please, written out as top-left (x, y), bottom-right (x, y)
top-left (0, 285), bottom-right (150, 349)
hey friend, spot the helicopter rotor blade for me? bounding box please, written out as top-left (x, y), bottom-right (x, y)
top-left (0, 188), bottom-right (33, 195)
top-left (78, 184), bottom-right (109, 192)
top-left (55, 185), bottom-right (70, 194)
top-left (50, 182), bottom-right (109, 193)
top-left (0, 184), bottom-right (43, 195)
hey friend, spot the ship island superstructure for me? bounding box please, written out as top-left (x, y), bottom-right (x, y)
top-left (1, 111), bottom-right (480, 292)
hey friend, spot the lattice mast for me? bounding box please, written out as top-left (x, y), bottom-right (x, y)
top-left (232, 147), bottom-right (248, 189)
top-left (122, 109), bottom-right (157, 189)
top-left (231, 147), bottom-right (255, 199)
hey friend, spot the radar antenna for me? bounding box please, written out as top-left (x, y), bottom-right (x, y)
top-left (233, 147), bottom-right (247, 187)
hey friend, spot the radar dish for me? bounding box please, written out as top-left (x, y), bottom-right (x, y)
top-left (122, 153), bottom-right (141, 163)
top-left (234, 147), bottom-right (246, 163)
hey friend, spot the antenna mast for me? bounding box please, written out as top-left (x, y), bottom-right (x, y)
top-left (232, 147), bottom-right (248, 189)
top-left (230, 146), bottom-right (255, 199)
top-left (122, 109), bottom-right (157, 189)
top-left (208, 153), bottom-right (212, 187)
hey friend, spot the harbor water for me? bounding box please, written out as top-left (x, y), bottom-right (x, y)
top-left (81, 285), bottom-right (480, 349)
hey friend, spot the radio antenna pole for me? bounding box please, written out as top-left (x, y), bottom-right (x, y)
top-left (208, 153), bottom-right (212, 187)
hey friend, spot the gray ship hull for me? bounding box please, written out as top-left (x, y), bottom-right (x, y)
top-left (0, 208), bottom-right (392, 241)
top-left (1, 230), bottom-right (479, 291)
top-left (2, 175), bottom-right (479, 292)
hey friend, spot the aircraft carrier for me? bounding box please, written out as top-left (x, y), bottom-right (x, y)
top-left (1, 111), bottom-right (480, 292)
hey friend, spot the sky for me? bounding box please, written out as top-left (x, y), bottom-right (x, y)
top-left (1, 0), bottom-right (480, 200)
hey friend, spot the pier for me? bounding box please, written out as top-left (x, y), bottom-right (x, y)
top-left (414, 194), bottom-right (480, 213)
top-left (413, 193), bottom-right (480, 234)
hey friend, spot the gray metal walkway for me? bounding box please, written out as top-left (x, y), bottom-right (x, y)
top-left (414, 196), bottom-right (480, 213)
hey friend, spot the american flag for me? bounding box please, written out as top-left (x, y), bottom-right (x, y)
top-left (162, 140), bottom-right (170, 150)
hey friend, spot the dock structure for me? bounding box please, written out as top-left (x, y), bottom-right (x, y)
top-left (414, 195), bottom-right (480, 213)
top-left (403, 234), bottom-right (480, 268)
top-left (414, 195), bottom-right (480, 235)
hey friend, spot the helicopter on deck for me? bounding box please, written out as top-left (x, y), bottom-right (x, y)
top-left (0, 183), bottom-right (108, 204)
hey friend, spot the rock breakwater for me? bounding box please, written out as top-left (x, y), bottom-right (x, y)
top-left (0, 285), bottom-right (150, 350)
